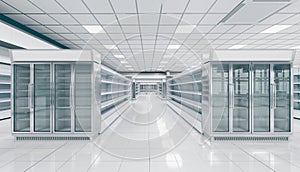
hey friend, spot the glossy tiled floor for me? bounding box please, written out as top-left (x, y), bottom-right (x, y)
top-left (1, 94), bottom-right (300, 171)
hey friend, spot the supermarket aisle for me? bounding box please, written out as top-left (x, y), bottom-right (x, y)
top-left (0, 95), bottom-right (300, 171)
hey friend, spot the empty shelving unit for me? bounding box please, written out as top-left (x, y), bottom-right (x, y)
top-left (0, 48), bottom-right (11, 120)
top-left (100, 65), bottom-right (131, 133)
top-left (294, 66), bottom-right (300, 119)
top-left (202, 50), bottom-right (293, 141)
top-left (167, 67), bottom-right (202, 132)
top-left (11, 50), bottom-right (101, 140)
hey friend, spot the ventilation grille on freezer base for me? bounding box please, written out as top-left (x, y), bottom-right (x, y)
top-left (213, 136), bottom-right (288, 141)
top-left (16, 136), bottom-right (90, 141)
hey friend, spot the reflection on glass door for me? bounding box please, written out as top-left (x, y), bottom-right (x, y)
top-left (212, 64), bottom-right (229, 132)
top-left (253, 64), bottom-right (270, 132)
top-left (14, 64), bottom-right (31, 132)
top-left (74, 64), bottom-right (91, 132)
top-left (34, 64), bottom-right (51, 132)
top-left (273, 64), bottom-right (290, 132)
top-left (232, 64), bottom-right (249, 132)
top-left (54, 64), bottom-right (71, 132)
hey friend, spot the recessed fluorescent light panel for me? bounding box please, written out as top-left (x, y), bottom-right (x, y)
top-left (167, 44), bottom-right (181, 49)
top-left (115, 55), bottom-right (124, 58)
top-left (120, 60), bottom-right (128, 64)
top-left (228, 44), bottom-right (246, 49)
top-left (83, 25), bottom-right (104, 33)
top-left (104, 45), bottom-right (118, 50)
top-left (261, 25), bottom-right (292, 33)
top-left (175, 25), bottom-right (196, 33)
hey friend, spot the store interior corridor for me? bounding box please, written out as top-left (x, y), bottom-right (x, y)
top-left (0, 94), bottom-right (299, 171)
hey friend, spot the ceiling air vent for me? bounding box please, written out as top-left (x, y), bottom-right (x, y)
top-left (221, 0), bottom-right (291, 24)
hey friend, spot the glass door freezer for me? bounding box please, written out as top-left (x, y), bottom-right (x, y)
top-left (203, 61), bottom-right (292, 141)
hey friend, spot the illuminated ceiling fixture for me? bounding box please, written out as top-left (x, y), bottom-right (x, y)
top-left (103, 44), bottom-right (118, 50)
top-left (228, 44), bottom-right (246, 49)
top-left (83, 25), bottom-right (105, 33)
top-left (115, 55), bottom-right (124, 58)
top-left (261, 25), bottom-right (292, 34)
top-left (290, 45), bottom-right (300, 49)
top-left (167, 44), bottom-right (181, 49)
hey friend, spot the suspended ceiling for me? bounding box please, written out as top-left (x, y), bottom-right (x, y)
top-left (0, 0), bottom-right (300, 72)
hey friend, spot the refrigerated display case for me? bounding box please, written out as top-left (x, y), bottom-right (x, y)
top-left (11, 50), bottom-right (101, 140)
top-left (202, 50), bottom-right (293, 141)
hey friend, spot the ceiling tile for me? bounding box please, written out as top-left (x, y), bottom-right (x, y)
top-left (28, 25), bottom-right (53, 33)
top-left (29, 0), bottom-right (67, 13)
top-left (118, 14), bottom-right (138, 25)
top-left (141, 26), bottom-right (157, 34)
top-left (56, 0), bottom-right (90, 13)
top-left (209, 0), bottom-right (242, 13)
top-left (279, 0), bottom-right (300, 13)
top-left (27, 14), bottom-right (58, 25)
top-left (110, 0), bottom-right (136, 13)
top-left (83, 0), bottom-right (113, 13)
top-left (94, 14), bottom-right (118, 25)
top-left (160, 14), bottom-right (181, 25)
top-left (185, 0), bottom-right (215, 13)
top-left (200, 14), bottom-right (226, 25)
top-left (3, 0), bottom-right (43, 13)
top-left (122, 26), bottom-right (140, 34)
top-left (5, 14), bottom-right (39, 25)
top-left (162, 0), bottom-right (189, 13)
top-left (209, 25), bottom-right (233, 33)
top-left (139, 14), bottom-right (159, 25)
top-left (280, 14), bottom-right (300, 25)
top-left (72, 14), bottom-right (98, 25)
top-left (137, 0), bottom-right (162, 13)
top-left (65, 25), bottom-right (88, 33)
top-left (181, 14), bottom-right (204, 25)
top-left (50, 14), bottom-right (79, 25)
top-left (158, 26), bottom-right (177, 33)
top-left (0, 1), bottom-right (20, 13)
top-left (226, 25), bottom-right (252, 33)
top-left (60, 33), bottom-right (79, 39)
top-left (46, 25), bottom-right (70, 33)
top-left (260, 13), bottom-right (293, 24)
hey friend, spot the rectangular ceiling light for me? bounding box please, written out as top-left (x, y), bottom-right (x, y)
top-left (175, 25), bottom-right (196, 33)
top-left (120, 60), bottom-right (128, 64)
top-left (167, 44), bottom-right (181, 49)
top-left (161, 61), bottom-right (168, 64)
top-left (261, 25), bottom-right (292, 33)
top-left (115, 54), bottom-right (124, 58)
top-left (228, 44), bottom-right (247, 49)
top-left (290, 45), bottom-right (300, 49)
top-left (104, 44), bottom-right (118, 50)
top-left (83, 25), bottom-right (104, 33)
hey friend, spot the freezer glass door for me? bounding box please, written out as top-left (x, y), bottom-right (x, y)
top-left (273, 64), bottom-right (291, 132)
top-left (212, 64), bottom-right (229, 132)
top-left (54, 64), bottom-right (72, 132)
top-left (34, 64), bottom-right (51, 132)
top-left (253, 64), bottom-right (270, 132)
top-left (232, 64), bottom-right (250, 132)
top-left (13, 64), bottom-right (31, 132)
top-left (74, 64), bottom-right (92, 132)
